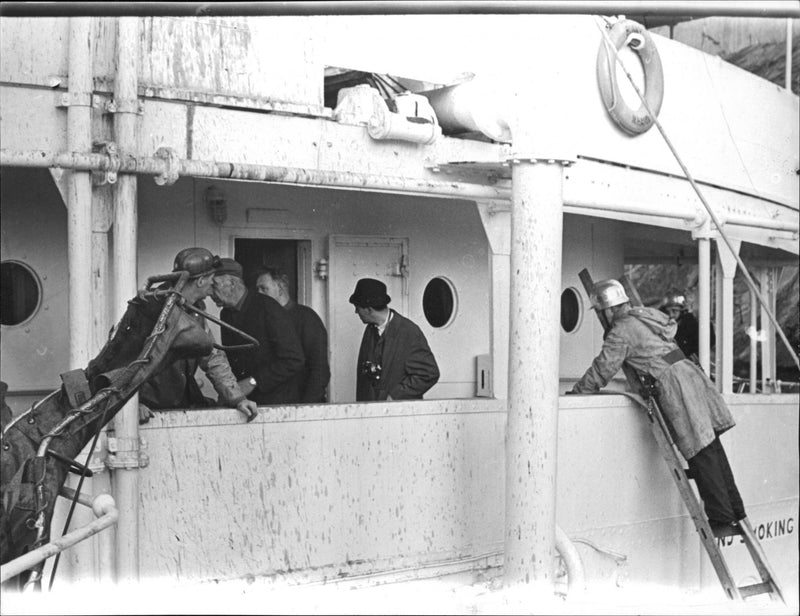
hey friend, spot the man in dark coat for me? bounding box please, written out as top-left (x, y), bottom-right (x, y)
top-left (212, 258), bottom-right (305, 405)
top-left (256, 267), bottom-right (330, 403)
top-left (571, 279), bottom-right (746, 535)
top-left (349, 278), bottom-right (439, 402)
top-left (660, 292), bottom-right (706, 362)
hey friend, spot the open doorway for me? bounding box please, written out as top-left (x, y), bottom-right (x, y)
top-left (233, 238), bottom-right (310, 303)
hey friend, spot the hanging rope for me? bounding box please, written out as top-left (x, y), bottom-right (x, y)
top-left (593, 16), bottom-right (799, 372)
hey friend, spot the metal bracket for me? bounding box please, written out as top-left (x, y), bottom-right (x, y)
top-left (105, 436), bottom-right (149, 470)
top-left (56, 92), bottom-right (94, 108)
top-left (91, 141), bottom-right (121, 185)
top-left (104, 98), bottom-right (144, 115)
top-left (153, 146), bottom-right (181, 186)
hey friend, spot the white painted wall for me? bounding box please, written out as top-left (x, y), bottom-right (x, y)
top-left (134, 395), bottom-right (798, 596)
top-left (0, 168), bottom-right (69, 396)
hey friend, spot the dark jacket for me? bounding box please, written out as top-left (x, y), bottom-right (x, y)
top-left (356, 309), bottom-right (439, 402)
top-left (285, 301), bottom-right (330, 403)
top-left (221, 290), bottom-right (305, 405)
top-left (572, 306), bottom-right (734, 459)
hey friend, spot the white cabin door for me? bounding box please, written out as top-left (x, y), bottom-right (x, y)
top-left (328, 235), bottom-right (408, 403)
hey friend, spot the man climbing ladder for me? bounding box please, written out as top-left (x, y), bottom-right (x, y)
top-left (570, 271), bottom-right (784, 603)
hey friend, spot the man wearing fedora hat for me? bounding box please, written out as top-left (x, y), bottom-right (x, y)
top-left (212, 258), bottom-right (306, 405)
top-left (349, 278), bottom-right (439, 402)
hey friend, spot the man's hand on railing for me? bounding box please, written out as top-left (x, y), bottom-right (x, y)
top-left (138, 402), bottom-right (154, 425)
top-left (236, 399), bottom-right (258, 423)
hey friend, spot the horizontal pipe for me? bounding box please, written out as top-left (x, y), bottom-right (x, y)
top-left (0, 491), bottom-right (118, 583)
top-left (3, 148), bottom-right (797, 235)
top-left (0, 149), bottom-right (509, 201)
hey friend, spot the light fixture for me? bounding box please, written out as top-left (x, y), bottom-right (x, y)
top-left (205, 185), bottom-right (227, 225)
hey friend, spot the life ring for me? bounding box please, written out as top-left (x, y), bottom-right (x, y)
top-left (596, 19), bottom-right (664, 135)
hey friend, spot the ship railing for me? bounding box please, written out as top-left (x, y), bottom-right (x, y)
top-left (0, 487), bottom-right (118, 585)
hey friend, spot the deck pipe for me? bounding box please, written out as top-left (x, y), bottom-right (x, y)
top-left (697, 235), bottom-right (712, 376)
top-left (111, 16), bottom-right (141, 585)
top-left (63, 17), bottom-right (97, 585)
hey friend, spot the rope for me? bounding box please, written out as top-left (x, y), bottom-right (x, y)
top-left (593, 17), bottom-right (800, 372)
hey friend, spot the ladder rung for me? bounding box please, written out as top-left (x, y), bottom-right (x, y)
top-left (738, 581), bottom-right (774, 599)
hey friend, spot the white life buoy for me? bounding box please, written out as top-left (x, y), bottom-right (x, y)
top-left (596, 19), bottom-right (664, 135)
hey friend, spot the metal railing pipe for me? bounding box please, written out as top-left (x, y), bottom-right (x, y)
top-left (0, 491), bottom-right (118, 584)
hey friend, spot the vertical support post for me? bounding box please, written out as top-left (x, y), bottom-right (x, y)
top-left (477, 201), bottom-right (511, 400)
top-left (111, 16), bottom-right (140, 585)
top-left (786, 18), bottom-right (793, 91)
top-left (504, 157), bottom-right (563, 591)
top-left (66, 17), bottom-right (95, 371)
top-left (759, 268), bottom-right (778, 391)
top-left (715, 238), bottom-right (741, 395)
top-left (749, 285), bottom-right (758, 394)
top-left (695, 232), bottom-right (712, 375)
top-left (93, 183), bottom-right (116, 583)
top-left (62, 16), bottom-right (96, 585)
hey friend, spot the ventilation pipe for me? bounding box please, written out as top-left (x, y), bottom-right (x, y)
top-left (111, 16), bottom-right (141, 585)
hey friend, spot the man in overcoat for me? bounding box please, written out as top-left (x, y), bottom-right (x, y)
top-left (571, 279), bottom-right (746, 535)
top-left (349, 278), bottom-right (439, 402)
top-left (212, 258), bottom-right (305, 405)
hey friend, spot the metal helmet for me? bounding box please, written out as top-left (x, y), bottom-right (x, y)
top-left (661, 293), bottom-right (687, 312)
top-left (591, 279), bottom-right (630, 311)
top-left (172, 247), bottom-right (220, 279)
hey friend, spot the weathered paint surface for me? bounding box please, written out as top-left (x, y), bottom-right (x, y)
top-left (134, 394), bottom-right (798, 598)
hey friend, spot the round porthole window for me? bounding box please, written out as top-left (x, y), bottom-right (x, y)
top-left (561, 287), bottom-right (582, 334)
top-left (1, 261), bottom-right (42, 326)
top-left (422, 277), bottom-right (456, 328)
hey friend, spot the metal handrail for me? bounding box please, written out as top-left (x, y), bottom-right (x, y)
top-left (0, 488), bottom-right (118, 584)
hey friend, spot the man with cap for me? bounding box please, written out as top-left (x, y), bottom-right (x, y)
top-left (212, 258), bottom-right (305, 405)
top-left (570, 279), bottom-right (746, 536)
top-left (349, 278), bottom-right (439, 402)
top-left (138, 247), bottom-right (258, 422)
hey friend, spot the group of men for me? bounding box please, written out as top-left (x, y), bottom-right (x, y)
top-left (138, 247), bottom-right (440, 422)
top-left (139, 249), bottom-right (741, 537)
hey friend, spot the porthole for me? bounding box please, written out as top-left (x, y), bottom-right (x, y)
top-left (560, 287), bottom-right (583, 334)
top-left (422, 277), bottom-right (457, 328)
top-left (1, 261), bottom-right (42, 326)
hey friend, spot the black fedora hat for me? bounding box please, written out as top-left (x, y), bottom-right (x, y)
top-left (349, 278), bottom-right (391, 308)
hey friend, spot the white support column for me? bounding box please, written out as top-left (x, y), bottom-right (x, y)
top-left (693, 229), bottom-right (712, 375)
top-left (749, 286), bottom-right (758, 394)
top-left (504, 157), bottom-right (564, 591)
top-left (61, 16), bottom-right (96, 587)
top-left (759, 268), bottom-right (778, 391)
top-left (111, 16), bottom-right (141, 585)
top-left (715, 238), bottom-right (741, 394)
top-left (477, 201), bottom-right (511, 400)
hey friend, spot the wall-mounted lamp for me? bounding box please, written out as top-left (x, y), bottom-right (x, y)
top-left (315, 258), bottom-right (329, 280)
top-left (206, 185), bottom-right (227, 226)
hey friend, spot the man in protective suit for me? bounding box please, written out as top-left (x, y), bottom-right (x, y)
top-left (138, 248), bottom-right (258, 422)
top-left (570, 279), bottom-right (746, 536)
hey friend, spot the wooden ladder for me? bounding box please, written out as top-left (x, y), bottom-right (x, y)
top-left (578, 269), bottom-right (785, 604)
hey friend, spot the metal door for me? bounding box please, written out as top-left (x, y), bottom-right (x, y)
top-left (328, 235), bottom-right (408, 402)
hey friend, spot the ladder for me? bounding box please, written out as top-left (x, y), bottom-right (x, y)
top-left (578, 269), bottom-right (785, 604)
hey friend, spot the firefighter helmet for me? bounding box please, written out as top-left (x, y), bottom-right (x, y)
top-left (172, 247), bottom-right (220, 279)
top-left (591, 279), bottom-right (630, 311)
top-left (661, 293), bottom-right (687, 312)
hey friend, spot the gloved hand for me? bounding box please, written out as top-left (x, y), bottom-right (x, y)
top-left (138, 402), bottom-right (154, 424)
top-left (236, 399), bottom-right (258, 423)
